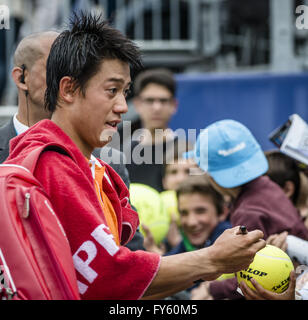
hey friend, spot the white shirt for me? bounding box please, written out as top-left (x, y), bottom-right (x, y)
top-left (13, 113), bottom-right (29, 135)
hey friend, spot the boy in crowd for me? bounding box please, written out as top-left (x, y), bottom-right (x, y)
top-left (160, 140), bottom-right (201, 250)
top-left (143, 174), bottom-right (231, 300)
top-left (166, 174), bottom-right (230, 256)
top-left (166, 174), bottom-right (231, 300)
top-left (162, 140), bottom-right (198, 191)
top-left (125, 68), bottom-right (178, 192)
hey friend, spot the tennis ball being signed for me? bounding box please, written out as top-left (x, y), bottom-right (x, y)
top-left (237, 245), bottom-right (294, 293)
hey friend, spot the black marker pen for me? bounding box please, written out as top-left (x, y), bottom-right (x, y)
top-left (239, 226), bottom-right (247, 234)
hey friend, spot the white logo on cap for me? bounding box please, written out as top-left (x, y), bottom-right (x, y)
top-left (218, 142), bottom-right (246, 157)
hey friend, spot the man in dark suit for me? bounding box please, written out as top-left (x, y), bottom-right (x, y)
top-left (0, 31), bottom-right (144, 251)
top-left (0, 31), bottom-right (59, 163)
top-left (0, 118), bottom-right (16, 164)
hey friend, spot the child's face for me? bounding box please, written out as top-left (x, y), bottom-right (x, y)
top-left (163, 159), bottom-right (199, 190)
top-left (178, 192), bottom-right (220, 248)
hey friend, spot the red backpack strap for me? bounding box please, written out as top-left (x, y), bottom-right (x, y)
top-left (21, 144), bottom-right (75, 173)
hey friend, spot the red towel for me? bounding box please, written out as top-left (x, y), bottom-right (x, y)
top-left (5, 120), bottom-right (161, 300)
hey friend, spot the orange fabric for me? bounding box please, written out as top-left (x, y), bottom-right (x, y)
top-left (91, 162), bottom-right (120, 246)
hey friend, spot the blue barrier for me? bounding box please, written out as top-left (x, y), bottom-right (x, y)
top-left (171, 72), bottom-right (308, 151)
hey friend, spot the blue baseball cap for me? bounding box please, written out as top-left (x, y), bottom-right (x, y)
top-left (184, 120), bottom-right (268, 188)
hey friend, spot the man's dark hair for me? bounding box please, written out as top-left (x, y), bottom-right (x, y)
top-left (133, 68), bottom-right (176, 97)
top-left (45, 11), bottom-right (143, 112)
top-left (264, 150), bottom-right (300, 204)
top-left (176, 174), bottom-right (225, 215)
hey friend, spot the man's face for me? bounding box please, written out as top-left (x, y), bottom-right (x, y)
top-left (134, 83), bottom-right (177, 131)
top-left (163, 158), bottom-right (199, 190)
top-left (66, 58), bottom-right (131, 154)
top-left (26, 36), bottom-right (57, 115)
top-left (178, 192), bottom-right (220, 248)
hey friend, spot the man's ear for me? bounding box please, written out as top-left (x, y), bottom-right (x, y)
top-left (58, 76), bottom-right (76, 104)
top-left (283, 180), bottom-right (295, 199)
top-left (12, 66), bottom-right (28, 92)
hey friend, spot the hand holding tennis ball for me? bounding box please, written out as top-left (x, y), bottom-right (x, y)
top-left (237, 245), bottom-right (294, 295)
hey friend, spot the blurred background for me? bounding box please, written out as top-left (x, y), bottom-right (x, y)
top-left (1, 0), bottom-right (308, 150)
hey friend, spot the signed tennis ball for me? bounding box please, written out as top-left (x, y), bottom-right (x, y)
top-left (237, 245), bottom-right (294, 293)
top-left (129, 183), bottom-right (170, 245)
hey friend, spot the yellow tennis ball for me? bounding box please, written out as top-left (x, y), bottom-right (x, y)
top-left (237, 245), bottom-right (294, 293)
top-left (160, 190), bottom-right (180, 225)
top-left (129, 183), bottom-right (170, 245)
top-left (216, 273), bottom-right (236, 281)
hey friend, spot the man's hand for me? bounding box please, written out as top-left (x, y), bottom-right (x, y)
top-left (239, 270), bottom-right (296, 300)
top-left (205, 226), bottom-right (266, 276)
top-left (190, 282), bottom-right (213, 300)
top-left (143, 226), bottom-right (265, 299)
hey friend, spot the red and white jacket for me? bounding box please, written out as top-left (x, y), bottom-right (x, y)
top-left (5, 119), bottom-right (161, 300)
